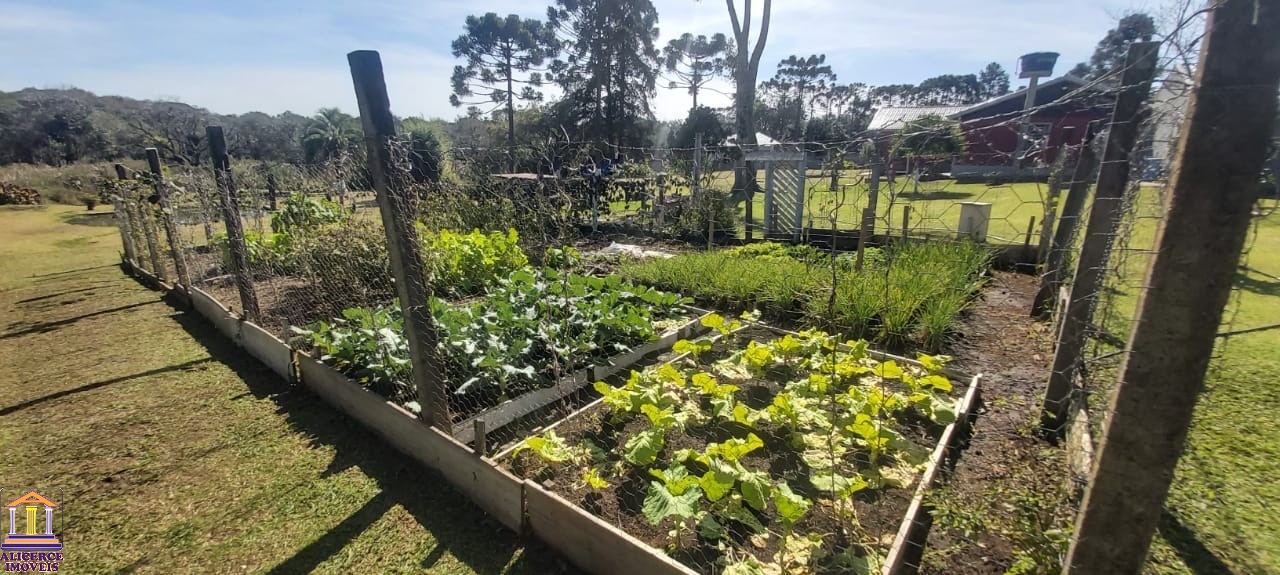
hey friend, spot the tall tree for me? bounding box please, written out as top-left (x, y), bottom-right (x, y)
top-left (913, 73), bottom-right (981, 105)
top-left (1071, 13), bottom-right (1157, 80)
top-left (302, 108), bottom-right (359, 165)
top-left (450, 13), bottom-right (558, 171)
top-left (761, 54), bottom-right (837, 139)
top-left (662, 33), bottom-right (734, 111)
top-left (977, 62), bottom-right (1011, 100)
top-left (725, 0), bottom-right (773, 198)
top-left (549, 0), bottom-right (660, 147)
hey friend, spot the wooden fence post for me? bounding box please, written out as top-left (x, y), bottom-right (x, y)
top-left (206, 127), bottom-right (262, 323)
top-left (1036, 125), bottom-right (1076, 265)
top-left (146, 148), bottom-right (192, 290)
top-left (901, 205), bottom-right (910, 240)
top-left (1041, 41), bottom-right (1160, 432)
top-left (1065, 2), bottom-right (1280, 570)
top-left (348, 50), bottom-right (453, 433)
top-left (855, 161), bottom-right (882, 272)
top-left (119, 163), bottom-right (165, 278)
top-left (110, 164), bottom-right (139, 266)
top-left (1032, 124), bottom-right (1101, 317)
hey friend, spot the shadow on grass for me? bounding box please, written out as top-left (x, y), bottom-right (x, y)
top-left (0, 358), bottom-right (213, 417)
top-left (170, 309), bottom-right (573, 575)
top-left (0, 300), bottom-right (160, 339)
top-left (896, 190), bottom-right (976, 201)
top-left (1234, 271), bottom-right (1280, 296)
top-left (1157, 510), bottom-right (1236, 575)
top-left (14, 285), bottom-right (104, 304)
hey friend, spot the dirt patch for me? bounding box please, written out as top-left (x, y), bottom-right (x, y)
top-left (918, 271), bottom-right (1071, 574)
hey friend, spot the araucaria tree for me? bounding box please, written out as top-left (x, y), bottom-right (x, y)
top-left (549, 0), bottom-right (660, 147)
top-left (1069, 12), bottom-right (1156, 80)
top-left (450, 13), bottom-right (558, 170)
top-left (761, 54), bottom-right (837, 139)
top-left (977, 62), bottom-right (1011, 100)
top-left (663, 33), bottom-right (734, 112)
top-left (725, 0), bottom-right (773, 199)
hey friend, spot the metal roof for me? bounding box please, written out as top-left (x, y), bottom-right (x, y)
top-left (867, 106), bottom-right (968, 131)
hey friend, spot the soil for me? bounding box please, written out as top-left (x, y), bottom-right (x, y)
top-left (505, 325), bottom-right (953, 574)
top-left (917, 270), bottom-right (1067, 574)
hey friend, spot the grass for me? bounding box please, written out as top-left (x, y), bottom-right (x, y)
top-left (0, 205), bottom-right (571, 574)
top-left (618, 241), bottom-right (992, 352)
top-left (1139, 198), bottom-right (1280, 574)
top-left (602, 169), bottom-right (1057, 245)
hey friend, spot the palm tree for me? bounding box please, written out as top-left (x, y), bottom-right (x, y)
top-left (302, 108), bottom-right (358, 165)
top-left (302, 108), bottom-right (360, 203)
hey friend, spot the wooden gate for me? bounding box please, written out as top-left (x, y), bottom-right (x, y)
top-left (748, 149), bottom-right (807, 241)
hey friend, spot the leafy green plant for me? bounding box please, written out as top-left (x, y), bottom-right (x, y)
top-left (270, 193), bottom-right (349, 232)
top-left (211, 230), bottom-right (296, 273)
top-left (419, 227), bottom-right (529, 297)
top-left (516, 328), bottom-right (962, 573)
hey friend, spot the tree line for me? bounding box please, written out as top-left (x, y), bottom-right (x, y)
top-left (0, 0), bottom-right (1157, 180)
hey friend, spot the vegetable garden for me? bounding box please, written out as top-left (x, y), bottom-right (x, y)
top-left (109, 128), bottom-right (997, 575)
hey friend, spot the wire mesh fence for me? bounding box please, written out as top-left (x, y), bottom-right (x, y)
top-left (96, 14), bottom-right (1280, 571)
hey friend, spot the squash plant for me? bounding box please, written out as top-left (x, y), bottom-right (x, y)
top-left (513, 321), bottom-right (960, 574)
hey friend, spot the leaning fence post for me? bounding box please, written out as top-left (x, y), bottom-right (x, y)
top-left (1041, 41), bottom-right (1160, 432)
top-left (348, 50), bottom-right (453, 433)
top-left (1065, 2), bottom-right (1279, 570)
top-left (1032, 124), bottom-right (1101, 317)
top-left (206, 127), bottom-right (262, 323)
top-left (119, 163), bottom-right (165, 278)
top-left (1036, 125), bottom-right (1076, 266)
top-left (109, 164), bottom-right (139, 267)
top-left (146, 148), bottom-right (192, 290)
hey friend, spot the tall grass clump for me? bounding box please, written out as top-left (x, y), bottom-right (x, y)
top-left (621, 240), bottom-right (991, 352)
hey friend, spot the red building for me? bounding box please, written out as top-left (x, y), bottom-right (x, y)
top-left (868, 75), bottom-right (1110, 180)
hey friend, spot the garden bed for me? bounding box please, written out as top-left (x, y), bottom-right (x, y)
top-left (501, 318), bottom-right (981, 574)
top-left (618, 241), bottom-right (993, 352)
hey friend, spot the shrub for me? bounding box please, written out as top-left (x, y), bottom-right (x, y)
top-left (270, 193), bottom-right (349, 233)
top-left (419, 228), bottom-right (529, 298)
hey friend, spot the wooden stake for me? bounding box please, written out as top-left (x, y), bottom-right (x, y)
top-left (206, 127), bottom-right (262, 323)
top-left (1032, 124), bottom-right (1101, 316)
top-left (348, 50), bottom-right (453, 433)
top-left (1037, 125), bottom-right (1077, 266)
top-left (1066, 2), bottom-right (1280, 570)
top-left (146, 148), bottom-right (192, 289)
top-left (120, 163), bottom-right (165, 279)
top-left (1041, 41), bottom-right (1160, 432)
top-left (901, 205), bottom-right (910, 241)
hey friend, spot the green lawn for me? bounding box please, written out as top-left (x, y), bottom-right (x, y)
top-left (1141, 198), bottom-right (1280, 574)
top-left (604, 170), bottom-right (1057, 245)
top-left (0, 205), bottom-right (570, 574)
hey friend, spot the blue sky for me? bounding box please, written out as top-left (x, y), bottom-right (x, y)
top-left (2, 0), bottom-right (1153, 120)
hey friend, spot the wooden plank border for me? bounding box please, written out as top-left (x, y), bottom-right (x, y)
top-left (881, 373), bottom-right (984, 575)
top-left (188, 286), bottom-right (241, 342)
top-left (240, 320), bottom-right (293, 381)
top-left (297, 353), bottom-right (524, 531)
top-left (525, 481), bottom-right (698, 575)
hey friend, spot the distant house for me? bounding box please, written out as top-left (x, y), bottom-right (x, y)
top-left (869, 75), bottom-right (1110, 179)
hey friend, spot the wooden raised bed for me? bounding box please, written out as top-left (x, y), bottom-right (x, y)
top-left (498, 322), bottom-right (983, 575)
top-left (131, 265), bottom-right (983, 575)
